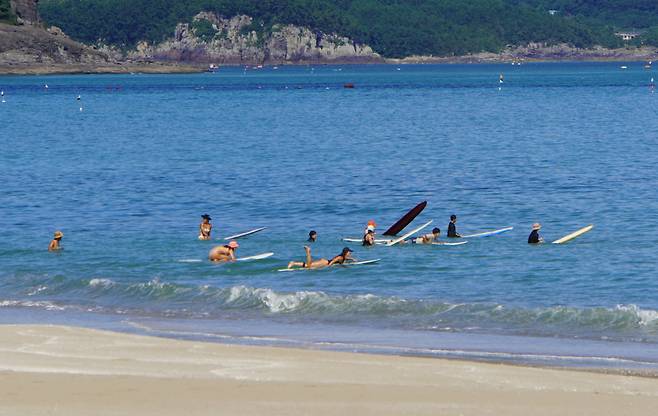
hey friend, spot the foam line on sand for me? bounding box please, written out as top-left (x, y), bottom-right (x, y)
top-left (0, 325), bottom-right (657, 415)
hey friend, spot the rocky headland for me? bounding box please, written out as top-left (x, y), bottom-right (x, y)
top-left (1, 0), bottom-right (657, 75)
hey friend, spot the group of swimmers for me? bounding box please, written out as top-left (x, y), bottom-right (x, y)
top-left (46, 213), bottom-right (547, 266)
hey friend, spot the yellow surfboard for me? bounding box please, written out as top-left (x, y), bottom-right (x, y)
top-left (552, 225), bottom-right (594, 244)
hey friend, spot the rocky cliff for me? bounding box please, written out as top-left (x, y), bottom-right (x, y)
top-left (0, 23), bottom-right (113, 66)
top-left (10, 0), bottom-right (38, 24)
top-left (127, 13), bottom-right (381, 65)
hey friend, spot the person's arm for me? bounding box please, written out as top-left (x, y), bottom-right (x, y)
top-left (48, 240), bottom-right (56, 251)
top-left (304, 246), bottom-right (312, 269)
top-left (328, 256), bottom-right (344, 266)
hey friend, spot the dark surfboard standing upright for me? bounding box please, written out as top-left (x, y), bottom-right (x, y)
top-left (382, 201), bottom-right (427, 236)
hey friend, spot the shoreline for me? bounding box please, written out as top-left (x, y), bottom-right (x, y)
top-left (1, 324), bottom-right (657, 415)
top-left (1, 54), bottom-right (655, 76)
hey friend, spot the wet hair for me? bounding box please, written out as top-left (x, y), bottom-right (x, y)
top-left (367, 229), bottom-right (374, 234)
top-left (432, 227), bottom-right (440, 234)
top-left (450, 214), bottom-right (457, 221)
top-left (341, 247), bottom-right (352, 256)
top-left (309, 230), bottom-right (317, 237)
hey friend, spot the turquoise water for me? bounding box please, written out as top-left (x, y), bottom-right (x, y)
top-left (2, 63), bottom-right (658, 369)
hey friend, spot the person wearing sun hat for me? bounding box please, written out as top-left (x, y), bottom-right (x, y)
top-left (48, 231), bottom-right (64, 251)
top-left (528, 223), bottom-right (544, 244)
top-left (198, 214), bottom-right (213, 240)
top-left (208, 240), bottom-right (239, 262)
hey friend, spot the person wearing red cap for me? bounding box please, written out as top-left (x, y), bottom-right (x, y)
top-left (364, 220), bottom-right (376, 235)
top-left (208, 240), bottom-right (239, 262)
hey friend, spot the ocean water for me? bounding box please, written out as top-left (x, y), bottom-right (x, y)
top-left (2, 62), bottom-right (658, 369)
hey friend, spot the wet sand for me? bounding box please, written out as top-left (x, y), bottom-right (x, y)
top-left (0, 325), bottom-right (657, 415)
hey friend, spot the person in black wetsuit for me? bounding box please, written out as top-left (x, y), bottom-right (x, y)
top-left (362, 229), bottom-right (375, 246)
top-left (447, 215), bottom-right (461, 238)
top-left (528, 223), bottom-right (544, 244)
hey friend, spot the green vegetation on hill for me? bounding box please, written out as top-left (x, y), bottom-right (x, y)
top-left (513, 0), bottom-right (658, 30)
top-left (0, 0), bottom-right (16, 24)
top-left (39, 0), bottom-right (640, 57)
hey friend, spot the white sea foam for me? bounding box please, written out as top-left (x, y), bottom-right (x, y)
top-left (0, 300), bottom-right (70, 311)
top-left (616, 304), bottom-right (658, 326)
top-left (89, 278), bottom-right (115, 288)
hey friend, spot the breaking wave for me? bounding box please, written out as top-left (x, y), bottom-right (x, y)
top-left (1, 276), bottom-right (658, 342)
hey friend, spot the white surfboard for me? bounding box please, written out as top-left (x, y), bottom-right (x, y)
top-left (386, 220), bottom-right (433, 246)
top-left (341, 237), bottom-right (391, 245)
top-left (223, 227), bottom-right (267, 240)
top-left (552, 225), bottom-right (593, 244)
top-left (277, 259), bottom-right (380, 272)
top-left (431, 241), bottom-right (469, 246)
top-left (237, 252), bottom-right (274, 262)
top-left (461, 227), bottom-right (513, 238)
top-left (340, 259), bottom-right (381, 266)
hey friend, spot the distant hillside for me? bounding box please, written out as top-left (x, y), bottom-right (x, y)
top-left (512, 0), bottom-right (658, 30)
top-left (39, 0), bottom-right (626, 59)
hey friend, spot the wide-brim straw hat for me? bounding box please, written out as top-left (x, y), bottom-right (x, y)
top-left (532, 223), bottom-right (542, 231)
top-left (53, 231), bottom-right (64, 239)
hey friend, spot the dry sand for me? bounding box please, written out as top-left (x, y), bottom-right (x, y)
top-left (0, 325), bottom-right (656, 415)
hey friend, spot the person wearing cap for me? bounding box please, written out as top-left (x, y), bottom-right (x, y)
top-left (198, 214), bottom-right (213, 240)
top-left (307, 230), bottom-right (318, 243)
top-left (364, 220), bottom-right (376, 236)
top-left (362, 229), bottom-right (376, 246)
top-left (287, 246), bottom-right (354, 269)
top-left (208, 240), bottom-right (239, 262)
top-left (447, 214), bottom-right (461, 238)
top-left (48, 231), bottom-right (64, 251)
top-left (413, 227), bottom-right (441, 244)
top-left (528, 223), bottom-right (544, 244)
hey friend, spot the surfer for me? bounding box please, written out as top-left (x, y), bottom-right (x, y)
top-left (447, 215), bottom-right (461, 238)
top-left (412, 227), bottom-right (441, 244)
top-left (528, 223), bottom-right (544, 244)
top-left (208, 240), bottom-right (239, 262)
top-left (308, 230), bottom-right (318, 242)
top-left (48, 231), bottom-right (64, 251)
top-left (287, 246), bottom-right (353, 269)
top-left (364, 220), bottom-right (376, 235)
top-left (198, 214), bottom-right (212, 240)
top-left (362, 229), bottom-right (375, 246)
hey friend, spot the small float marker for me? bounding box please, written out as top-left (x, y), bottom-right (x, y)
top-left (1, 90), bottom-right (5, 103)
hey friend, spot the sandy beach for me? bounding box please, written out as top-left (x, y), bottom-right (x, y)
top-left (0, 325), bottom-right (655, 415)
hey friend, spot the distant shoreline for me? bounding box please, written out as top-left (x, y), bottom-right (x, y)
top-left (1, 53), bottom-right (656, 75)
